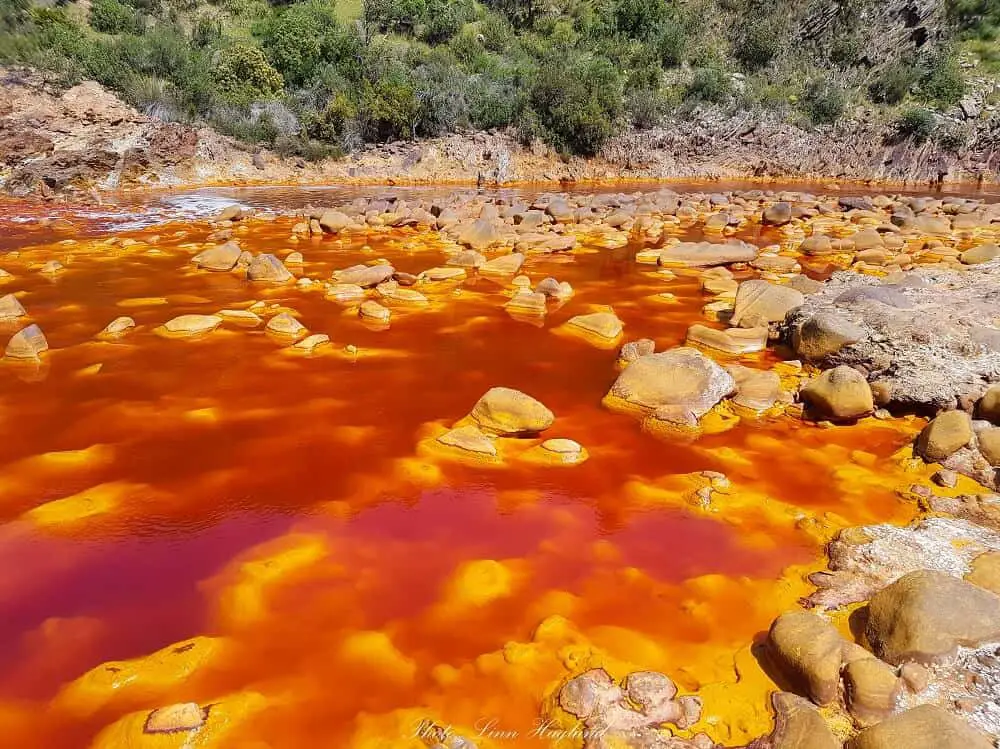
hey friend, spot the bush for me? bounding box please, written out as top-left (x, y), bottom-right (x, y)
top-left (918, 54), bottom-right (965, 107)
top-left (652, 20), bottom-right (685, 67)
top-left (733, 20), bottom-right (780, 71)
top-left (869, 62), bottom-right (916, 105)
top-left (420, 0), bottom-right (476, 44)
top-left (685, 66), bottom-right (731, 103)
top-left (262, 1), bottom-right (340, 85)
top-left (213, 44), bottom-right (284, 104)
top-left (360, 62), bottom-right (419, 140)
top-left (364, 0), bottom-right (427, 34)
top-left (625, 87), bottom-right (671, 128)
top-left (89, 0), bottom-right (143, 34)
top-left (801, 78), bottom-right (846, 124)
top-left (468, 74), bottom-right (518, 129)
top-left (613, 0), bottom-right (671, 39)
top-left (530, 53), bottom-right (622, 155)
top-left (307, 92), bottom-right (357, 142)
top-left (896, 107), bottom-right (936, 142)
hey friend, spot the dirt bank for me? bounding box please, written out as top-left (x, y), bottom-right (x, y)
top-left (2, 66), bottom-right (998, 200)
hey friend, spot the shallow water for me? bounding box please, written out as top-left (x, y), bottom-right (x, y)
top-left (0, 187), bottom-right (926, 748)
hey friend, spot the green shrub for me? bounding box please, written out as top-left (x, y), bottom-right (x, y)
top-left (685, 66), bottom-right (730, 103)
top-left (420, 0), bottom-right (476, 44)
top-left (801, 78), bottom-right (846, 124)
top-left (652, 20), bottom-right (685, 67)
top-left (625, 86), bottom-right (670, 128)
top-left (529, 53), bottom-right (622, 155)
top-left (89, 0), bottom-right (144, 34)
top-left (918, 54), bottom-right (965, 107)
top-left (364, 0), bottom-right (427, 33)
top-left (307, 92), bottom-right (357, 141)
top-left (895, 107), bottom-right (935, 142)
top-left (262, 1), bottom-right (340, 85)
top-left (468, 74), bottom-right (518, 129)
top-left (192, 14), bottom-right (222, 48)
top-left (213, 44), bottom-right (284, 104)
top-left (869, 62), bottom-right (916, 104)
top-left (733, 20), bottom-right (780, 71)
top-left (613, 0), bottom-right (670, 39)
top-left (360, 63), bottom-right (419, 140)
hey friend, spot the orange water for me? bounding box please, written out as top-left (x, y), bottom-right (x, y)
top-left (0, 196), bottom-right (921, 748)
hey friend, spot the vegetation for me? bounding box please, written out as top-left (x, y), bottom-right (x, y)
top-left (0, 0), bottom-right (990, 159)
top-left (896, 107), bottom-right (937, 143)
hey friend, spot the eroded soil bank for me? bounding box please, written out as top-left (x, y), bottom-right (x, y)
top-left (0, 184), bottom-right (999, 749)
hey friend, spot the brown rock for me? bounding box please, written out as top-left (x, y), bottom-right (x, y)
top-left (800, 235), bottom-right (835, 256)
top-left (470, 387), bottom-right (554, 436)
top-left (319, 210), bottom-right (352, 233)
top-left (762, 692), bottom-right (840, 749)
top-left (792, 313), bottom-right (865, 361)
top-left (658, 240), bottom-right (758, 267)
top-left (334, 264), bottom-right (395, 288)
top-left (727, 365), bottom-right (782, 412)
top-left (763, 202), bottom-right (793, 226)
top-left (768, 611), bottom-right (845, 706)
top-left (192, 241), bottom-right (241, 271)
top-left (865, 569), bottom-right (1000, 665)
top-left (247, 254), bottom-right (293, 283)
top-left (605, 348), bottom-right (736, 418)
top-left (961, 243), bottom-right (1000, 265)
top-left (566, 311), bottom-right (624, 339)
top-left (359, 300), bottom-right (390, 323)
top-left (843, 658), bottom-right (902, 725)
top-left (977, 384), bottom-right (1000, 424)
top-left (686, 323), bottom-right (768, 354)
top-left (800, 366), bottom-right (874, 421)
top-left (916, 410), bottom-right (972, 463)
top-left (847, 704), bottom-right (993, 749)
top-left (899, 662), bottom-right (929, 693)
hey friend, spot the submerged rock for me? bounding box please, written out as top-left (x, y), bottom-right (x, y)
top-left (686, 323), bottom-right (768, 354)
top-left (0, 293), bottom-right (27, 319)
top-left (437, 425), bottom-right (497, 457)
top-left (566, 311), bottom-right (624, 340)
top-left (334, 264), bottom-right (395, 288)
top-left (5, 324), bottom-right (48, 359)
top-left (98, 316), bottom-right (136, 338)
top-left (161, 315), bottom-right (222, 337)
top-left (470, 387), bottom-right (554, 436)
top-left (359, 300), bottom-right (390, 323)
top-left (248, 254), bottom-right (293, 283)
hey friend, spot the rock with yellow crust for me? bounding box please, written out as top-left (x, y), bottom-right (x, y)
top-left (469, 387), bottom-right (554, 436)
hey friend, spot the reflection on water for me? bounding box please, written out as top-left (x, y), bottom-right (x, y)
top-left (0, 187), bottom-right (924, 748)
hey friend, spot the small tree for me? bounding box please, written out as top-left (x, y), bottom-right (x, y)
top-left (213, 44), bottom-right (284, 104)
top-left (89, 0), bottom-right (143, 34)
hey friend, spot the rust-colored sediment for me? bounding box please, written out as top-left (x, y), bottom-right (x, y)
top-left (0, 197), bottom-right (927, 748)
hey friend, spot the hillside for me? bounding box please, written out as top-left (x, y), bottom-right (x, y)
top-left (0, 0), bottom-right (999, 191)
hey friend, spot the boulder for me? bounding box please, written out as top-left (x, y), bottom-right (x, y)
top-left (5, 324), bottom-right (48, 359)
top-left (763, 202), bottom-right (792, 226)
top-left (847, 704), bottom-right (993, 749)
top-left (800, 366), bottom-right (874, 421)
top-left (800, 235), bottom-right (835, 256)
top-left (791, 312), bottom-right (865, 361)
top-left (325, 283), bottom-right (365, 304)
top-left (865, 570), bottom-right (1000, 664)
top-left (334, 264), bottom-right (395, 288)
top-left (977, 427), bottom-right (1000, 466)
top-left (843, 658), bottom-right (902, 725)
top-left (977, 384), bottom-right (1000, 423)
top-left (727, 365), bottom-right (782, 412)
top-left (318, 210), bottom-right (352, 233)
top-left (686, 324), bottom-right (768, 354)
top-left (566, 312), bottom-right (624, 339)
top-left (192, 241), bottom-right (241, 271)
top-left (658, 240), bottom-right (758, 267)
top-left (456, 218), bottom-right (502, 249)
top-left (767, 611), bottom-right (845, 706)
top-left (916, 410), bottom-right (972, 463)
top-left (162, 315), bottom-right (222, 336)
top-left (618, 339), bottom-right (656, 368)
top-left (606, 348), bottom-right (735, 418)
top-left (731, 280), bottom-right (804, 328)
top-left (216, 205), bottom-right (245, 222)
top-left (247, 254), bottom-right (293, 283)
top-left (961, 243), bottom-right (1000, 265)
top-left (470, 387), bottom-right (554, 436)
top-left (0, 293), bottom-right (26, 319)
top-left (759, 692), bottom-right (840, 749)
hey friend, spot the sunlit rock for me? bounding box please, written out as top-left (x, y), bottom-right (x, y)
top-left (768, 611), bottom-right (847, 706)
top-left (686, 324), bottom-right (768, 354)
top-left (359, 300), bottom-right (390, 323)
top-left (469, 387), bottom-right (554, 436)
top-left (799, 365), bottom-right (874, 421)
top-left (192, 241), bottom-right (241, 271)
top-left (265, 312), bottom-right (307, 340)
top-left (437, 425), bottom-right (497, 457)
top-left (160, 314), bottom-right (222, 337)
top-left (847, 704), bottom-right (993, 749)
top-left (319, 210), bottom-right (352, 233)
top-left (333, 263), bottom-right (394, 288)
top-left (481, 253), bottom-right (525, 275)
top-left (40, 260), bottom-right (65, 275)
top-left (217, 309), bottom-right (263, 326)
top-left (447, 249), bottom-right (487, 268)
top-left (0, 293), bottom-right (27, 319)
top-left (727, 364), bottom-right (782, 412)
top-left (422, 266), bottom-right (467, 282)
top-left (97, 316), bottom-right (135, 339)
top-left (505, 290), bottom-right (547, 316)
top-left (247, 253), bottom-right (293, 283)
top-left (144, 702), bottom-right (207, 733)
top-left (731, 280), bottom-right (804, 328)
top-left (565, 311), bottom-right (624, 340)
top-left (325, 283), bottom-right (365, 304)
top-left (658, 240), bottom-right (758, 267)
top-left (539, 438), bottom-right (587, 465)
top-left (285, 251), bottom-right (304, 264)
top-left (293, 333), bottom-right (331, 353)
top-left (5, 324), bottom-right (48, 359)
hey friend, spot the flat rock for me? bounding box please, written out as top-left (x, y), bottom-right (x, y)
top-left (293, 333), bottom-right (330, 352)
top-left (162, 315), bottom-right (222, 336)
top-left (470, 387), bottom-right (554, 436)
top-left (727, 365), bottom-right (782, 412)
top-left (318, 210), bottom-right (351, 233)
top-left (99, 316), bottom-right (135, 338)
top-left (437, 425), bottom-right (497, 457)
top-left (865, 569), bottom-right (1000, 665)
top-left (446, 250), bottom-right (487, 268)
top-left (325, 283), bottom-right (365, 304)
top-left (217, 309), bottom-right (262, 326)
top-left (847, 704), bottom-right (993, 749)
top-left (658, 240), bottom-right (758, 267)
top-left (506, 291), bottom-right (547, 315)
top-left (566, 312), bottom-right (624, 339)
top-left (480, 254), bottom-right (525, 275)
top-left (5, 324), bottom-right (48, 359)
top-left (606, 348), bottom-right (735, 418)
top-left (334, 264), bottom-right (395, 288)
top-left (359, 300), bottom-right (390, 323)
top-left (961, 243), bottom-right (1000, 265)
top-left (422, 266), bottom-right (467, 281)
top-left (144, 702), bottom-right (206, 734)
top-left (686, 324), bottom-right (768, 354)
